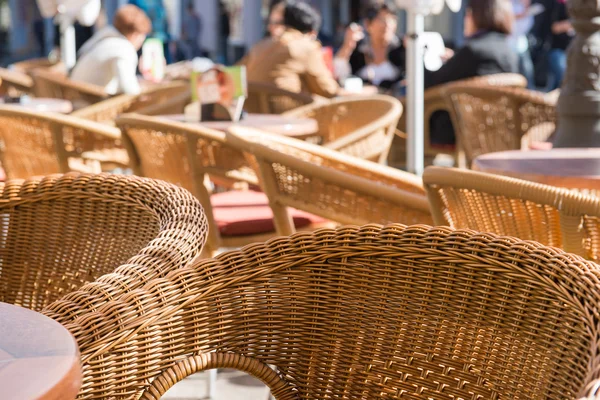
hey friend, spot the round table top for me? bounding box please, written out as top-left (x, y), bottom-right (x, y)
top-left (0, 97), bottom-right (73, 114)
top-left (165, 113), bottom-right (319, 138)
top-left (0, 303), bottom-right (81, 400)
top-left (473, 148), bottom-right (600, 190)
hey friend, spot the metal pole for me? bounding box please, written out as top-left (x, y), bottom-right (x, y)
top-left (60, 16), bottom-right (77, 70)
top-left (406, 11), bottom-right (425, 176)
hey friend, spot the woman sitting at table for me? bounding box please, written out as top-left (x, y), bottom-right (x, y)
top-left (334, 1), bottom-right (405, 90)
top-left (426, 0), bottom-right (519, 145)
top-left (70, 5), bottom-right (151, 95)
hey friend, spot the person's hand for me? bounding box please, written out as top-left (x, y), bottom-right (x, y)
top-left (441, 47), bottom-right (454, 62)
top-left (342, 23), bottom-right (364, 52)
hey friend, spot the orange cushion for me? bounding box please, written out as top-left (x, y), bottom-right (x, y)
top-left (211, 190), bottom-right (328, 237)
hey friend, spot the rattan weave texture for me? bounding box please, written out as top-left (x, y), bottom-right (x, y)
top-left (34, 173), bottom-right (208, 325)
top-left (58, 224), bottom-right (600, 399)
top-left (424, 166), bottom-right (600, 260)
top-left (444, 86), bottom-right (557, 166)
top-left (0, 106), bottom-right (122, 179)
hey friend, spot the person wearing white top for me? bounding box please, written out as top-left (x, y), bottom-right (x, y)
top-left (70, 4), bottom-right (151, 95)
top-left (509, 0), bottom-right (542, 88)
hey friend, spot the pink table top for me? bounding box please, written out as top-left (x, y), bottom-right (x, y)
top-left (162, 114), bottom-right (319, 138)
top-left (473, 148), bottom-right (600, 190)
top-left (0, 97), bottom-right (73, 114)
top-left (0, 303), bottom-right (81, 400)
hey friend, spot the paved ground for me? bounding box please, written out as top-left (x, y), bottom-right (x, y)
top-left (163, 369), bottom-right (270, 400)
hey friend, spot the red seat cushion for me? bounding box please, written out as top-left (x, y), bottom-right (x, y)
top-left (211, 190), bottom-right (328, 237)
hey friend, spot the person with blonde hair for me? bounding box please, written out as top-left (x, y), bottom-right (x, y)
top-left (70, 4), bottom-right (151, 95)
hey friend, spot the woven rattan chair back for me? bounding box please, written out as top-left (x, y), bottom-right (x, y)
top-left (30, 69), bottom-right (108, 110)
top-left (0, 106), bottom-right (121, 179)
top-left (391, 73), bottom-right (527, 168)
top-left (62, 224), bottom-right (600, 399)
top-left (284, 95), bottom-right (402, 164)
top-left (0, 173), bottom-right (207, 315)
top-left (11, 58), bottom-right (65, 74)
top-left (116, 113), bottom-right (256, 252)
top-left (424, 166), bottom-right (600, 260)
top-left (228, 127), bottom-right (431, 235)
top-left (0, 67), bottom-right (34, 96)
top-left (246, 81), bottom-right (316, 114)
top-left (72, 82), bottom-right (190, 125)
top-left (444, 85), bottom-right (556, 166)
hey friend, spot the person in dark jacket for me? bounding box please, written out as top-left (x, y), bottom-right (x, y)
top-left (426, 0), bottom-right (519, 145)
top-left (547, 0), bottom-right (572, 90)
top-left (425, 0), bottom-right (518, 88)
top-left (335, 1), bottom-right (405, 89)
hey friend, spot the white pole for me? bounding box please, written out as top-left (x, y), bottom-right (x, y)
top-left (60, 16), bottom-right (77, 70)
top-left (406, 11), bottom-right (425, 176)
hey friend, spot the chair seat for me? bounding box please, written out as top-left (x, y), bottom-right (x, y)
top-left (212, 190), bottom-right (329, 237)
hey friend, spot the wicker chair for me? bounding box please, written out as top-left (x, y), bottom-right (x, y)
top-left (423, 166), bottom-right (600, 260)
top-left (390, 73), bottom-right (528, 168)
top-left (245, 81), bottom-right (319, 114)
top-left (283, 95), bottom-right (403, 164)
top-left (0, 173), bottom-right (207, 317)
top-left (228, 126), bottom-right (432, 233)
top-left (11, 58), bottom-right (65, 74)
top-left (72, 82), bottom-right (190, 125)
top-left (55, 224), bottom-right (600, 399)
top-left (117, 113), bottom-right (305, 255)
top-left (444, 85), bottom-right (557, 166)
top-left (0, 67), bottom-right (34, 96)
top-left (30, 69), bottom-right (108, 110)
top-left (0, 106), bottom-right (122, 179)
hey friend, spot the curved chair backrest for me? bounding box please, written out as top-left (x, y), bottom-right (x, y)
top-left (246, 81), bottom-right (317, 114)
top-left (0, 67), bottom-right (34, 95)
top-left (61, 224), bottom-right (600, 399)
top-left (30, 69), bottom-right (108, 109)
top-left (0, 106), bottom-right (121, 179)
top-left (443, 85), bottom-right (556, 166)
top-left (228, 126), bottom-right (432, 234)
top-left (116, 113), bottom-right (257, 252)
top-left (284, 95), bottom-right (403, 164)
top-left (72, 82), bottom-right (190, 125)
top-left (423, 166), bottom-right (600, 260)
top-left (0, 173), bottom-right (207, 317)
top-left (11, 58), bottom-right (65, 74)
top-left (392, 73), bottom-right (527, 168)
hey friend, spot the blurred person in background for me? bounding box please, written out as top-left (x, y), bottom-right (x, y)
top-left (70, 5), bottom-right (151, 95)
top-left (510, 0), bottom-right (538, 88)
top-left (128, 0), bottom-right (171, 64)
top-left (242, 0), bottom-right (343, 101)
top-left (178, 0), bottom-right (202, 60)
top-left (335, 1), bottom-right (405, 90)
top-left (425, 0), bottom-right (519, 145)
top-left (547, 0), bottom-right (572, 90)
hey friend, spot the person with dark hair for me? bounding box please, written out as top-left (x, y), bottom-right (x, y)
top-left (241, 0), bottom-right (342, 110)
top-left (424, 0), bottom-right (518, 88)
top-left (335, 1), bottom-right (405, 89)
top-left (266, 0), bottom-right (286, 38)
top-left (70, 5), bottom-right (151, 95)
top-left (425, 0), bottom-right (519, 146)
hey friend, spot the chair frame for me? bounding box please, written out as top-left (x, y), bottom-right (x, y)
top-left (228, 126), bottom-right (432, 236)
top-left (56, 224), bottom-right (600, 400)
